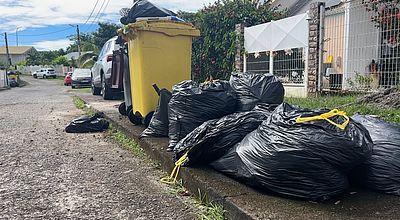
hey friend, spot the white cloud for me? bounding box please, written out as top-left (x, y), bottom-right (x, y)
top-left (32, 39), bottom-right (72, 51)
top-left (0, 0), bottom-right (217, 32)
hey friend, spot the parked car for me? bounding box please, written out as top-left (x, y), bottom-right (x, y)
top-left (91, 36), bottom-right (120, 100)
top-left (34, 68), bottom-right (57, 79)
top-left (64, 72), bottom-right (73, 86)
top-left (71, 69), bottom-right (92, 89)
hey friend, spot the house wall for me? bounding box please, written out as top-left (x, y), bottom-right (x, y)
top-left (0, 54), bottom-right (29, 65)
top-left (324, 10), bottom-right (345, 74)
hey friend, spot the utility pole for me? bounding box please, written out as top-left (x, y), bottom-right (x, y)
top-left (76, 25), bottom-right (81, 57)
top-left (4, 32), bottom-right (11, 87)
top-left (4, 32), bottom-right (12, 66)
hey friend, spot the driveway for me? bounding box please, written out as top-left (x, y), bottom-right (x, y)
top-left (0, 77), bottom-right (196, 219)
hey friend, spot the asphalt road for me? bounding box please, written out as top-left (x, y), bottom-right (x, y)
top-left (0, 77), bottom-right (197, 219)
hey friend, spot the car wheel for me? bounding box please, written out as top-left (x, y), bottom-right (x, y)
top-left (64, 83), bottom-right (67, 86)
top-left (43, 75), bottom-right (47, 79)
top-left (72, 85), bottom-right (76, 89)
top-left (33, 74), bottom-right (37, 78)
top-left (91, 81), bottom-right (101, 95)
top-left (101, 74), bottom-right (113, 100)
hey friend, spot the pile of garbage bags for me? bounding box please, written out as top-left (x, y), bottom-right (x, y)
top-left (138, 71), bottom-right (400, 201)
top-left (351, 115), bottom-right (400, 196)
top-left (212, 103), bottom-right (373, 201)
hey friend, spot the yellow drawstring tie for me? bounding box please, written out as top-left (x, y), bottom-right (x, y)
top-left (295, 109), bottom-right (350, 130)
top-left (160, 152), bottom-right (188, 185)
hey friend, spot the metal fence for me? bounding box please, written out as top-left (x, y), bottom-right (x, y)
top-left (246, 48), bottom-right (306, 84)
top-left (321, 0), bottom-right (400, 91)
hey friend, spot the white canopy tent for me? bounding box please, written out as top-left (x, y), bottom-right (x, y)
top-left (244, 13), bottom-right (309, 53)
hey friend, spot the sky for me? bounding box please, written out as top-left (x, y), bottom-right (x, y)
top-left (0, 0), bottom-right (216, 51)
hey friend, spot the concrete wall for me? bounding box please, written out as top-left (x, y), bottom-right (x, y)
top-left (17, 65), bottom-right (72, 76)
top-left (0, 70), bottom-right (6, 88)
top-left (283, 84), bottom-right (308, 97)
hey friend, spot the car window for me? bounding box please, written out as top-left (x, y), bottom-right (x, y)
top-left (99, 42), bottom-right (109, 58)
top-left (73, 69), bottom-right (91, 77)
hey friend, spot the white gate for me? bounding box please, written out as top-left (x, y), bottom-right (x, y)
top-left (244, 13), bottom-right (309, 97)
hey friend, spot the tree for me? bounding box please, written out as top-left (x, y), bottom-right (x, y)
top-left (51, 56), bottom-right (69, 66)
top-left (92, 22), bottom-right (121, 49)
top-left (179, 0), bottom-right (285, 81)
top-left (362, 0), bottom-right (400, 43)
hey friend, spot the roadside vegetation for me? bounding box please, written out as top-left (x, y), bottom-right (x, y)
top-left (285, 94), bottom-right (400, 124)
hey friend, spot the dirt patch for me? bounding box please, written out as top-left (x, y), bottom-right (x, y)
top-left (357, 88), bottom-right (400, 109)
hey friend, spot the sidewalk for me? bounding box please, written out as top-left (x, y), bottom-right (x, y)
top-left (75, 92), bottom-right (400, 220)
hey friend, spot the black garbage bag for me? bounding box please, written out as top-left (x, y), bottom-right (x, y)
top-left (173, 104), bottom-right (276, 166)
top-left (351, 115), bottom-right (400, 196)
top-left (230, 72), bottom-right (285, 111)
top-left (141, 89), bottom-right (172, 137)
top-left (168, 80), bottom-right (237, 149)
top-left (120, 0), bottom-right (176, 25)
top-left (212, 103), bottom-right (373, 201)
top-left (65, 112), bottom-right (109, 133)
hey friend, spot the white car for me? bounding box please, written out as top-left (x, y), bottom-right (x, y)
top-left (33, 68), bottom-right (57, 79)
top-left (91, 36), bottom-right (120, 99)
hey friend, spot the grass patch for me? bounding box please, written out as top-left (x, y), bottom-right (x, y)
top-left (169, 179), bottom-right (188, 195)
top-left (72, 96), bottom-right (96, 116)
top-left (108, 127), bottom-right (147, 159)
top-left (199, 203), bottom-right (225, 220)
top-left (285, 95), bottom-right (400, 124)
top-left (196, 189), bottom-right (226, 220)
top-left (73, 96), bottom-right (86, 110)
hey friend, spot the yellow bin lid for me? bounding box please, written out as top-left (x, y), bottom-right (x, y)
top-left (119, 20), bottom-right (200, 39)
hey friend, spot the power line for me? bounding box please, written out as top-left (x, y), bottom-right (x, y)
top-left (10, 27), bottom-right (74, 37)
top-left (8, 0), bottom-right (103, 37)
top-left (84, 0), bottom-right (100, 25)
top-left (84, 0), bottom-right (110, 32)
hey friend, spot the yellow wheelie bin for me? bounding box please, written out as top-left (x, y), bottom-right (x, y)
top-left (119, 20), bottom-right (200, 126)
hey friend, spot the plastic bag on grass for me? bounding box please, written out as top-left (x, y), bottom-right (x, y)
top-left (230, 72), bottom-right (285, 111)
top-left (65, 112), bottom-right (109, 133)
top-left (120, 0), bottom-right (176, 25)
top-left (173, 105), bottom-right (275, 166)
top-left (141, 89), bottom-right (172, 137)
top-left (351, 115), bottom-right (400, 196)
top-left (168, 80), bottom-right (237, 149)
top-left (211, 103), bottom-right (373, 201)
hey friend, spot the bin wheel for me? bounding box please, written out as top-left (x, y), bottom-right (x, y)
top-left (118, 102), bottom-right (127, 116)
top-left (143, 111), bottom-right (154, 128)
top-left (127, 105), bottom-right (132, 114)
top-left (127, 110), bottom-right (142, 125)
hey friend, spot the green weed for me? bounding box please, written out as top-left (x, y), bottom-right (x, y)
top-left (73, 96), bottom-right (86, 110)
top-left (108, 128), bottom-right (146, 159)
top-left (196, 189), bottom-right (226, 220)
